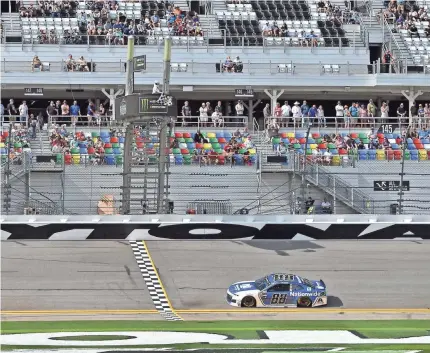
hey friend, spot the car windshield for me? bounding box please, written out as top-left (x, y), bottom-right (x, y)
top-left (255, 276), bottom-right (269, 290)
top-left (301, 277), bottom-right (314, 287)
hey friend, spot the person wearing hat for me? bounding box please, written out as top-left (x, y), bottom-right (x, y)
top-left (292, 101), bottom-right (301, 128)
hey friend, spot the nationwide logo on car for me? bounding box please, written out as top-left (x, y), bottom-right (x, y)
top-left (289, 292), bottom-right (320, 297)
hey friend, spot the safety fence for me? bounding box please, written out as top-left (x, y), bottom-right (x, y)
top-left (3, 58), bottom-right (429, 76)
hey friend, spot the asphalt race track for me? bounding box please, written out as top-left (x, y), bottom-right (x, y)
top-left (147, 240), bottom-right (430, 309)
top-left (1, 241), bottom-right (154, 311)
top-left (2, 240), bottom-right (430, 320)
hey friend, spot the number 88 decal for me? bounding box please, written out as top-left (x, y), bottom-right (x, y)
top-left (270, 294), bottom-right (287, 304)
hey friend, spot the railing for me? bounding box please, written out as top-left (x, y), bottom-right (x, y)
top-left (263, 116), bottom-right (420, 136)
top-left (4, 57), bottom-right (425, 75)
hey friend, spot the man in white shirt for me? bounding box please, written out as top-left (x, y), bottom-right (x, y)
top-left (19, 101), bottom-right (29, 126)
top-left (335, 101), bottom-right (344, 128)
top-left (292, 101), bottom-right (301, 128)
top-left (235, 100), bottom-right (244, 126)
top-left (281, 101), bottom-right (291, 127)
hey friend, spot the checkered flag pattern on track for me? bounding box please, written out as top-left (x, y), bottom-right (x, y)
top-left (130, 240), bottom-right (182, 321)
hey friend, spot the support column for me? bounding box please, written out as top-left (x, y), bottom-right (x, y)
top-left (401, 87), bottom-right (424, 125)
top-left (122, 124), bottom-right (133, 215)
top-left (264, 89), bottom-right (284, 115)
top-left (102, 88), bottom-right (124, 121)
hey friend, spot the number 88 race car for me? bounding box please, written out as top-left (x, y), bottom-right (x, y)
top-left (226, 273), bottom-right (327, 308)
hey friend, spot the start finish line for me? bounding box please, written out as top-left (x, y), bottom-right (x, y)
top-left (2, 330), bottom-right (429, 346)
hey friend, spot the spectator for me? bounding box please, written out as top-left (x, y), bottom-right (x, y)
top-left (235, 100), bottom-right (245, 117)
top-left (18, 100), bottom-right (29, 125)
top-left (233, 56), bottom-right (243, 73)
top-left (215, 101), bottom-right (223, 115)
top-left (281, 101), bottom-right (291, 127)
top-left (359, 103), bottom-right (368, 127)
top-left (349, 102), bottom-right (359, 127)
top-left (308, 104), bottom-right (318, 127)
top-left (380, 102), bottom-right (389, 123)
top-left (199, 102), bottom-right (208, 127)
top-left (321, 198), bottom-right (332, 214)
top-left (367, 99), bottom-right (376, 118)
top-left (335, 101), bottom-right (344, 127)
top-left (0, 102), bottom-right (4, 122)
top-left (31, 55), bottom-right (43, 72)
top-left (181, 101), bottom-right (192, 126)
top-left (292, 101), bottom-right (301, 128)
top-left (87, 100), bottom-right (96, 126)
top-left (305, 197), bottom-right (315, 213)
top-left (317, 105), bottom-right (326, 127)
top-left (61, 100), bottom-right (70, 124)
top-left (274, 102), bottom-right (282, 122)
top-left (29, 114), bottom-right (37, 138)
top-left (77, 56), bottom-right (89, 72)
top-left (301, 100), bottom-right (309, 127)
top-left (7, 99), bottom-right (18, 122)
top-left (70, 100), bottom-right (80, 127)
top-left (223, 56), bottom-right (234, 72)
top-left (263, 103), bottom-right (271, 125)
top-left (65, 54), bottom-right (75, 71)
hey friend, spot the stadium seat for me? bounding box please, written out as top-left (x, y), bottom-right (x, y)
top-left (410, 150), bottom-right (419, 160)
top-left (376, 150), bottom-right (386, 160)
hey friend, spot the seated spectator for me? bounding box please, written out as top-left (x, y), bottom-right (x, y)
top-left (77, 56), bottom-right (89, 72)
top-left (425, 25), bottom-right (430, 37)
top-left (321, 198), bottom-right (332, 214)
top-left (223, 56), bottom-right (234, 72)
top-left (408, 23), bottom-right (419, 38)
top-left (65, 54), bottom-right (75, 71)
top-left (233, 56), bottom-right (243, 73)
top-left (31, 55), bottom-right (43, 72)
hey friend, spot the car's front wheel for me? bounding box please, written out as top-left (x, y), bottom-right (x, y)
top-left (241, 296), bottom-right (256, 307)
top-left (297, 296), bottom-right (312, 307)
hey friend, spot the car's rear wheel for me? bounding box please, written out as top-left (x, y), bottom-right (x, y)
top-left (241, 296), bottom-right (256, 307)
top-left (297, 296), bottom-right (312, 307)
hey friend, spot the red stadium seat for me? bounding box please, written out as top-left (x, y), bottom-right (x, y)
top-left (338, 148), bottom-right (347, 155)
top-left (183, 132), bottom-right (191, 138)
top-left (318, 143), bottom-right (327, 149)
top-left (136, 142), bottom-right (144, 149)
top-left (104, 143), bottom-right (112, 148)
top-left (394, 150), bottom-right (401, 160)
top-left (298, 137), bottom-right (306, 144)
top-left (351, 133), bottom-right (358, 139)
top-left (312, 133), bottom-right (320, 138)
top-left (136, 136), bottom-right (143, 142)
top-left (218, 137), bottom-right (227, 143)
top-left (87, 147), bottom-right (95, 154)
top-left (110, 137), bottom-right (118, 143)
top-left (65, 154), bottom-right (72, 165)
top-left (180, 148), bottom-right (189, 154)
top-left (175, 132), bottom-right (183, 138)
top-left (377, 133), bottom-right (384, 139)
top-left (280, 132), bottom-right (288, 139)
top-left (413, 138), bottom-right (420, 143)
top-left (218, 156), bottom-right (225, 165)
top-left (387, 150), bottom-right (394, 160)
top-left (195, 143), bottom-right (203, 149)
top-left (415, 143), bottom-right (424, 149)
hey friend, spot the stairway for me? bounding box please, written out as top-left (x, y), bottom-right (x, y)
top-left (1, 13), bottom-right (22, 37)
top-left (251, 132), bottom-right (291, 172)
top-left (198, 14), bottom-right (222, 37)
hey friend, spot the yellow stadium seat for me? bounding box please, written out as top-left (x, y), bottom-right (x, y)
top-left (376, 150), bottom-right (386, 160)
top-left (72, 155), bottom-right (81, 164)
top-left (419, 149), bottom-right (427, 160)
top-left (207, 132), bottom-right (216, 138)
top-left (248, 148), bottom-right (256, 155)
top-left (310, 144), bottom-right (317, 149)
top-left (332, 155), bottom-right (340, 166)
top-left (287, 132), bottom-right (295, 138)
top-left (203, 143), bottom-right (212, 150)
top-left (0, 143), bottom-right (4, 148)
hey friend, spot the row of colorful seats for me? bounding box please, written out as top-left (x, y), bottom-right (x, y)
top-left (358, 149), bottom-right (430, 161)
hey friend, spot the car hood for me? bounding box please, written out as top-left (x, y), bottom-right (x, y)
top-left (228, 281), bottom-right (258, 294)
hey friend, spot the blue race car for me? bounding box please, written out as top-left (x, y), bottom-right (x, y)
top-left (226, 273), bottom-right (327, 308)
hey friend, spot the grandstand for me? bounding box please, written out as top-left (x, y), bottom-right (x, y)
top-left (1, 0), bottom-right (430, 217)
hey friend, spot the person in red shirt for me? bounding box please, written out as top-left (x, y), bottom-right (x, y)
top-left (274, 102), bottom-right (282, 125)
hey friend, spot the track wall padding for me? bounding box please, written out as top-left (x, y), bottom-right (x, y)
top-left (2, 222), bottom-right (430, 239)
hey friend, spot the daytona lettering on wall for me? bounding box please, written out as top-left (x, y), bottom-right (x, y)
top-left (1, 223), bottom-right (429, 240)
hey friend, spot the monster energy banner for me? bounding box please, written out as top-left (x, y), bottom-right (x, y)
top-left (115, 94), bottom-right (177, 120)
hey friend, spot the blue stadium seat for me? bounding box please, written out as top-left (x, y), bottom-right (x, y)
top-left (408, 144), bottom-right (417, 150)
top-left (391, 143), bottom-right (399, 150)
top-left (113, 148), bottom-right (121, 154)
top-left (410, 150), bottom-right (418, 160)
top-left (385, 134), bottom-right (393, 139)
top-left (224, 132), bottom-right (232, 140)
top-left (329, 149), bottom-right (338, 154)
top-left (358, 150), bottom-right (368, 160)
top-left (100, 131), bottom-right (110, 138)
top-left (216, 132), bottom-right (224, 138)
top-left (368, 150), bottom-right (376, 160)
top-left (79, 148), bottom-right (88, 154)
top-left (104, 155), bottom-right (115, 165)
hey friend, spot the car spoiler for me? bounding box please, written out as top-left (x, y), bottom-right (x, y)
top-left (319, 279), bottom-right (326, 288)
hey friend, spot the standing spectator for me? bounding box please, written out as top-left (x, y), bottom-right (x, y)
top-left (301, 100), bottom-right (309, 127)
top-left (206, 102), bottom-right (213, 117)
top-left (397, 103), bottom-right (406, 119)
top-left (235, 100), bottom-right (245, 126)
top-left (0, 102), bottom-right (4, 123)
top-left (380, 102), bottom-right (389, 123)
top-left (18, 100), bottom-right (29, 126)
top-left (359, 104), bottom-right (368, 127)
top-left (70, 100), bottom-right (80, 127)
top-left (281, 101), bottom-right (291, 127)
top-left (7, 99), bottom-right (17, 123)
top-left (30, 114), bottom-right (37, 138)
top-left (349, 102), bottom-right (358, 127)
top-left (87, 100), bottom-right (96, 126)
top-left (181, 101), bottom-right (191, 126)
top-left (367, 99), bottom-right (376, 118)
top-left (61, 100), bottom-right (70, 124)
top-left (274, 102), bottom-right (282, 124)
top-left (308, 104), bottom-right (318, 128)
top-left (263, 103), bottom-right (271, 126)
top-left (317, 105), bottom-right (326, 127)
top-left (410, 102), bottom-right (417, 120)
top-left (292, 101), bottom-right (301, 128)
top-left (199, 102), bottom-right (208, 127)
top-left (335, 101), bottom-right (344, 127)
top-left (98, 103), bottom-right (106, 125)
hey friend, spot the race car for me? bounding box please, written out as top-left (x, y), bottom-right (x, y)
top-left (226, 273), bottom-right (327, 308)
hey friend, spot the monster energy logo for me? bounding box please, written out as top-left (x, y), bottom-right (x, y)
top-left (140, 98), bottom-right (149, 113)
